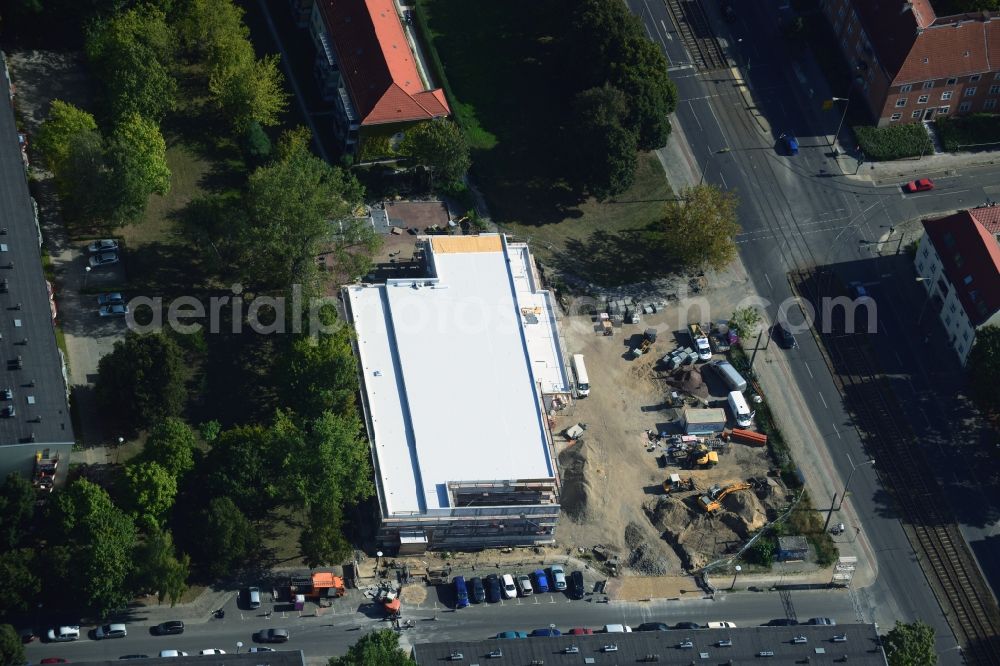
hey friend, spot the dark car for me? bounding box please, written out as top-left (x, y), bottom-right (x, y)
top-left (674, 622), bottom-right (702, 630)
top-left (254, 628), bottom-right (289, 643)
top-left (453, 576), bottom-right (469, 609)
top-left (40, 659), bottom-right (68, 664)
top-left (568, 570), bottom-right (585, 599)
top-left (636, 622), bottom-right (670, 632)
top-left (153, 621), bottom-right (184, 636)
top-left (773, 321), bottom-right (798, 349)
top-left (484, 574), bottom-right (502, 603)
top-left (469, 576), bottom-right (486, 603)
top-left (530, 628), bottom-right (561, 637)
top-left (780, 133), bottom-right (799, 155)
top-left (119, 656), bottom-right (150, 660)
top-left (765, 618), bottom-right (799, 626)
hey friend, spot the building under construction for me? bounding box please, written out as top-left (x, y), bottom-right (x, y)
top-left (344, 235), bottom-right (569, 552)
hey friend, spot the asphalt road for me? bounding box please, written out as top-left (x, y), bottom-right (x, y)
top-left (24, 588), bottom-right (858, 662)
top-left (627, 0), bottom-right (1000, 662)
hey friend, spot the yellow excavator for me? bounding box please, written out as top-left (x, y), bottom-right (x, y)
top-left (688, 444), bottom-right (719, 469)
top-left (698, 482), bottom-right (752, 513)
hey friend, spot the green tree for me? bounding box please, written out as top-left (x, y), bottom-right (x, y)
top-left (144, 417), bottom-right (198, 478)
top-left (967, 325), bottom-right (1000, 415)
top-left (210, 51), bottom-right (288, 131)
top-left (205, 424), bottom-right (282, 519)
top-left (300, 495), bottom-right (351, 568)
top-left (193, 497), bottom-right (259, 578)
top-left (96, 332), bottom-right (187, 431)
top-left (59, 130), bottom-right (110, 222)
top-left (85, 5), bottom-right (177, 120)
top-left (132, 525), bottom-right (189, 605)
top-left (0, 472), bottom-right (35, 549)
top-left (176, 0), bottom-right (249, 63)
top-left (330, 629), bottom-right (416, 666)
top-left (0, 549), bottom-right (40, 615)
top-left (233, 129), bottom-right (371, 291)
top-left (656, 184), bottom-right (740, 271)
top-left (47, 480), bottom-right (137, 618)
top-left (611, 36), bottom-right (677, 150)
top-left (242, 120), bottom-right (272, 166)
top-left (883, 620), bottom-right (937, 666)
top-left (399, 119), bottom-right (471, 188)
top-left (124, 461), bottom-right (178, 524)
top-left (568, 86), bottom-right (636, 199)
top-left (105, 112), bottom-right (171, 224)
top-left (748, 537), bottom-right (774, 567)
top-left (35, 100), bottom-right (98, 172)
top-left (729, 306), bottom-right (762, 339)
top-left (0, 624), bottom-right (26, 666)
top-left (279, 326), bottom-right (357, 420)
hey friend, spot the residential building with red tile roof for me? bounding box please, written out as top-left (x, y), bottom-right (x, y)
top-left (821, 0), bottom-right (1000, 126)
top-left (915, 207), bottom-right (1000, 363)
top-left (304, 0), bottom-right (451, 153)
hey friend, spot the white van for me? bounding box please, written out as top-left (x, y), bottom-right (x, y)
top-left (572, 354), bottom-right (590, 397)
top-left (707, 620), bottom-right (737, 629)
top-left (602, 624), bottom-right (633, 633)
top-left (727, 391), bottom-right (753, 427)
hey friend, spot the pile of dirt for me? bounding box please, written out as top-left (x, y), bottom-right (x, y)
top-left (624, 521), bottom-right (671, 576)
top-left (644, 495), bottom-right (746, 570)
top-left (668, 368), bottom-right (710, 400)
top-left (725, 491), bottom-right (768, 534)
top-left (559, 441), bottom-right (593, 523)
top-left (399, 583), bottom-right (427, 605)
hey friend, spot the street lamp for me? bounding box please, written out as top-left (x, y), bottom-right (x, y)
top-left (730, 565), bottom-right (742, 591)
top-left (376, 550), bottom-right (383, 577)
top-left (84, 265), bottom-right (91, 289)
top-left (236, 641), bottom-right (243, 654)
top-left (831, 96), bottom-right (850, 153)
top-left (836, 457), bottom-right (876, 510)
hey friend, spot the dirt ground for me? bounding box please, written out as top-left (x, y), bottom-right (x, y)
top-left (551, 261), bottom-right (788, 576)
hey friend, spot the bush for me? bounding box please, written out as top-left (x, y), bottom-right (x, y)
top-left (935, 113), bottom-right (1000, 152)
top-left (854, 123), bottom-right (933, 161)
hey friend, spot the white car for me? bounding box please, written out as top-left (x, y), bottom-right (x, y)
top-left (88, 239), bottom-right (119, 253)
top-left (501, 574), bottom-right (517, 599)
top-left (707, 621), bottom-right (737, 629)
top-left (47, 626), bottom-right (80, 642)
top-left (199, 649), bottom-right (226, 655)
top-left (159, 650), bottom-right (188, 658)
top-left (549, 565), bottom-right (567, 591)
top-left (249, 647), bottom-right (275, 653)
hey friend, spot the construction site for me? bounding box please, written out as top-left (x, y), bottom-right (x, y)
top-left (553, 274), bottom-right (795, 577)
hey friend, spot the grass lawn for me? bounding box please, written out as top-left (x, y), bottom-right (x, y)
top-left (416, 0), bottom-right (678, 285)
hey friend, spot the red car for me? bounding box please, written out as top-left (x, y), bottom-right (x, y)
top-left (904, 178), bottom-right (934, 192)
top-left (40, 659), bottom-right (69, 664)
top-left (567, 627), bottom-right (594, 635)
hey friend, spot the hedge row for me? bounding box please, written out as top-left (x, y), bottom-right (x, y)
top-left (854, 123), bottom-right (933, 161)
top-left (936, 113), bottom-right (1000, 152)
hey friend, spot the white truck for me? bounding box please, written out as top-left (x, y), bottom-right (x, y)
top-left (688, 323), bottom-right (712, 361)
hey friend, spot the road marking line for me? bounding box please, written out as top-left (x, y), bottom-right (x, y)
top-left (832, 422), bottom-right (841, 439)
top-left (764, 272), bottom-right (773, 289)
top-left (819, 392), bottom-right (828, 408)
top-left (805, 363), bottom-right (813, 378)
top-left (719, 172), bottom-right (728, 189)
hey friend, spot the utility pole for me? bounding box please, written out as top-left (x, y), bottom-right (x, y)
top-left (749, 329), bottom-right (764, 369)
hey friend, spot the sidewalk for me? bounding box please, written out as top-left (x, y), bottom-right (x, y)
top-left (832, 143), bottom-right (1000, 185)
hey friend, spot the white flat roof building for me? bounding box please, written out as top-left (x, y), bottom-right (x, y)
top-left (344, 235), bottom-right (566, 551)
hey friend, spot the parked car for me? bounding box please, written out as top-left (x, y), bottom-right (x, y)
top-left (567, 627), bottom-right (594, 635)
top-left (765, 618), bottom-right (799, 626)
top-left (533, 569), bottom-right (549, 593)
top-left (97, 293), bottom-right (124, 305)
top-left (2, 404), bottom-right (14, 418)
top-left (496, 631), bottom-right (527, 639)
top-left (19, 628), bottom-right (36, 643)
top-left (89, 251), bottom-right (119, 268)
top-left (530, 628), bottom-right (561, 637)
top-left (248, 647), bottom-right (275, 653)
top-left (568, 570), bottom-right (585, 599)
top-left (40, 659), bottom-right (68, 664)
top-left (453, 576), bottom-right (469, 608)
top-left (515, 574), bottom-right (534, 596)
top-left (549, 565), bottom-right (567, 591)
top-left (99, 304), bottom-right (129, 317)
top-left (484, 574), bottom-right (502, 603)
top-left (674, 622), bottom-right (702, 630)
top-left (47, 627), bottom-right (80, 642)
top-left (469, 576), bottom-right (486, 603)
top-left (501, 574), bottom-right (517, 599)
top-left (198, 649), bottom-right (226, 655)
top-left (904, 178), bottom-right (934, 193)
top-left (780, 132), bottom-right (799, 155)
top-left (602, 624), bottom-right (632, 633)
top-left (807, 617), bottom-right (836, 625)
top-left (254, 628), bottom-right (289, 643)
top-left (88, 239), bottom-right (119, 253)
top-left (247, 586), bottom-right (261, 609)
top-left (118, 656), bottom-right (150, 660)
top-left (635, 622), bottom-right (670, 632)
top-left (153, 621), bottom-right (184, 636)
top-left (158, 650), bottom-right (188, 658)
top-left (94, 624), bottom-right (127, 640)
top-left (707, 621), bottom-right (737, 629)
top-left (773, 321), bottom-right (798, 349)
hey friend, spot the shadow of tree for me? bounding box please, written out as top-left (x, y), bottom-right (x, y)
top-left (552, 227), bottom-right (677, 287)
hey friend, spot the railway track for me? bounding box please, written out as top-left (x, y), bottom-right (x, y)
top-left (795, 269), bottom-right (1000, 664)
top-left (663, 0), bottom-right (729, 72)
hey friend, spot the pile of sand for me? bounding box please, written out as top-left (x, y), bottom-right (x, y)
top-left (644, 495), bottom-right (747, 571)
top-left (668, 368), bottom-right (710, 400)
top-left (624, 521), bottom-right (672, 576)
